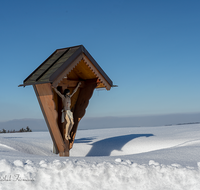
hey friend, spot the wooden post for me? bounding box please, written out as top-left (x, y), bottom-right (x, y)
top-left (33, 83), bottom-right (69, 156)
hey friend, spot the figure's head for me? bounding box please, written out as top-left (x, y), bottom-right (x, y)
top-left (64, 89), bottom-right (70, 97)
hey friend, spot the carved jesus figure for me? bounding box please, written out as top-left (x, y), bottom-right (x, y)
top-left (52, 82), bottom-right (81, 140)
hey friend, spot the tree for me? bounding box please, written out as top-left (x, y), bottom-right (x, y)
top-left (18, 127), bottom-right (32, 133)
top-left (19, 128), bottom-right (25, 132)
top-left (2, 129), bottom-right (6, 133)
top-left (26, 126), bottom-right (30, 132)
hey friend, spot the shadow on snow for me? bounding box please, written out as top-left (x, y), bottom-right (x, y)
top-left (86, 134), bottom-right (154, 157)
top-left (74, 137), bottom-right (97, 144)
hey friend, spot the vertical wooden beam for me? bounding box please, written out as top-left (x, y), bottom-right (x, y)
top-left (33, 83), bottom-right (69, 156)
top-left (69, 79), bottom-right (97, 149)
top-left (54, 86), bottom-right (65, 139)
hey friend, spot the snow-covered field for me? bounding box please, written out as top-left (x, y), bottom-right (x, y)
top-left (0, 124), bottom-right (200, 189)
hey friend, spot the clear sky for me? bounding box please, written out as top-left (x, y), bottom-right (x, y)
top-left (0, 0), bottom-right (200, 121)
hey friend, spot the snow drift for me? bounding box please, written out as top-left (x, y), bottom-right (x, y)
top-left (0, 159), bottom-right (200, 190)
top-left (0, 124), bottom-right (200, 189)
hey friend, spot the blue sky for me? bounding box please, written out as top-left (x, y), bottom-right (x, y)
top-left (0, 0), bottom-right (200, 122)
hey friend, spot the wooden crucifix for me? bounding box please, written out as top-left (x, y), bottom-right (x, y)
top-left (19, 45), bottom-right (113, 156)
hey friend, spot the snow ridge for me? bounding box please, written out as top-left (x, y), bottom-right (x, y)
top-left (0, 159), bottom-right (200, 190)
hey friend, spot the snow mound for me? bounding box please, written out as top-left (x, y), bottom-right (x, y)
top-left (0, 159), bottom-right (200, 190)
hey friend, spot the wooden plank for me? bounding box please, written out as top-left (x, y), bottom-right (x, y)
top-left (59, 79), bottom-right (85, 88)
top-left (96, 83), bottom-right (105, 88)
top-left (51, 88), bottom-right (59, 154)
top-left (72, 59), bottom-right (97, 80)
top-left (66, 69), bottom-right (79, 80)
top-left (54, 86), bottom-right (65, 139)
top-left (34, 83), bottom-right (69, 156)
top-left (69, 79), bottom-right (97, 149)
top-left (83, 54), bottom-right (112, 90)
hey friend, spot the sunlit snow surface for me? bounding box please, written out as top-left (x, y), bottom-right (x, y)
top-left (0, 124), bottom-right (200, 189)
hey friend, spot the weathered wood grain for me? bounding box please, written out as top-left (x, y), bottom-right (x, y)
top-left (34, 83), bottom-right (69, 156)
top-left (69, 79), bottom-right (97, 149)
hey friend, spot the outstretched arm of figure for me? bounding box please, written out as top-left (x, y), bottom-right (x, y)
top-left (70, 82), bottom-right (81, 98)
top-left (52, 86), bottom-right (64, 98)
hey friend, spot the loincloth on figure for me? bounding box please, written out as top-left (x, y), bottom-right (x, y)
top-left (61, 109), bottom-right (73, 123)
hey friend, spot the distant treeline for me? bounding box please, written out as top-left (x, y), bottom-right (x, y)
top-left (0, 126), bottom-right (32, 133)
top-left (165, 122), bottom-right (200, 126)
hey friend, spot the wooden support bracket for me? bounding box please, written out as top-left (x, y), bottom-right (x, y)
top-left (69, 79), bottom-right (97, 149)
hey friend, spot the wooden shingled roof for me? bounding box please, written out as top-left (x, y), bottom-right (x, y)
top-left (20, 45), bottom-right (113, 90)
